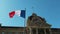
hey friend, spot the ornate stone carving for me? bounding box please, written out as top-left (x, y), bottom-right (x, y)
top-left (27, 13), bottom-right (51, 28)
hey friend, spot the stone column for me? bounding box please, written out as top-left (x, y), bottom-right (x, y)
top-left (49, 29), bottom-right (52, 34)
top-left (0, 31), bottom-right (2, 34)
top-left (36, 28), bottom-right (38, 34)
top-left (30, 28), bottom-right (32, 34)
top-left (0, 28), bottom-right (2, 34)
top-left (44, 29), bottom-right (46, 34)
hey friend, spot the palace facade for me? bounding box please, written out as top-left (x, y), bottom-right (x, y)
top-left (0, 13), bottom-right (60, 34)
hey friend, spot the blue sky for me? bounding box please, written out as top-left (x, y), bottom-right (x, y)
top-left (0, 0), bottom-right (60, 28)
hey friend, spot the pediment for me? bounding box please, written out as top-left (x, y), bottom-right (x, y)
top-left (28, 21), bottom-right (51, 28)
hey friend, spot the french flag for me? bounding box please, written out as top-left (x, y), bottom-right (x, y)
top-left (9, 10), bottom-right (25, 18)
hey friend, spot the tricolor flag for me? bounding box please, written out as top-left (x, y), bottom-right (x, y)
top-left (9, 10), bottom-right (25, 18)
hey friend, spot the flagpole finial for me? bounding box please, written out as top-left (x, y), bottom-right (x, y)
top-left (25, 8), bottom-right (26, 11)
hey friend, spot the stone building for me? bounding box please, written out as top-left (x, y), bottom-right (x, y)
top-left (0, 13), bottom-right (60, 34)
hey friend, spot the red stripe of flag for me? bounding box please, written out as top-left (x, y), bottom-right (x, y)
top-left (9, 11), bottom-right (15, 18)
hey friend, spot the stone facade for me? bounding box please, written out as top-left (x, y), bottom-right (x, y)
top-left (0, 13), bottom-right (60, 34)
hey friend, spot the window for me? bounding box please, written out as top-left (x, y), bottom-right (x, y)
top-left (15, 32), bottom-right (19, 34)
top-left (2, 32), bottom-right (4, 34)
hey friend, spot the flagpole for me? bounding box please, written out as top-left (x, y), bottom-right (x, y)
top-left (24, 8), bottom-right (26, 34)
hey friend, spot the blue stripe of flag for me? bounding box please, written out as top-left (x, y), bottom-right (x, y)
top-left (20, 10), bottom-right (25, 18)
